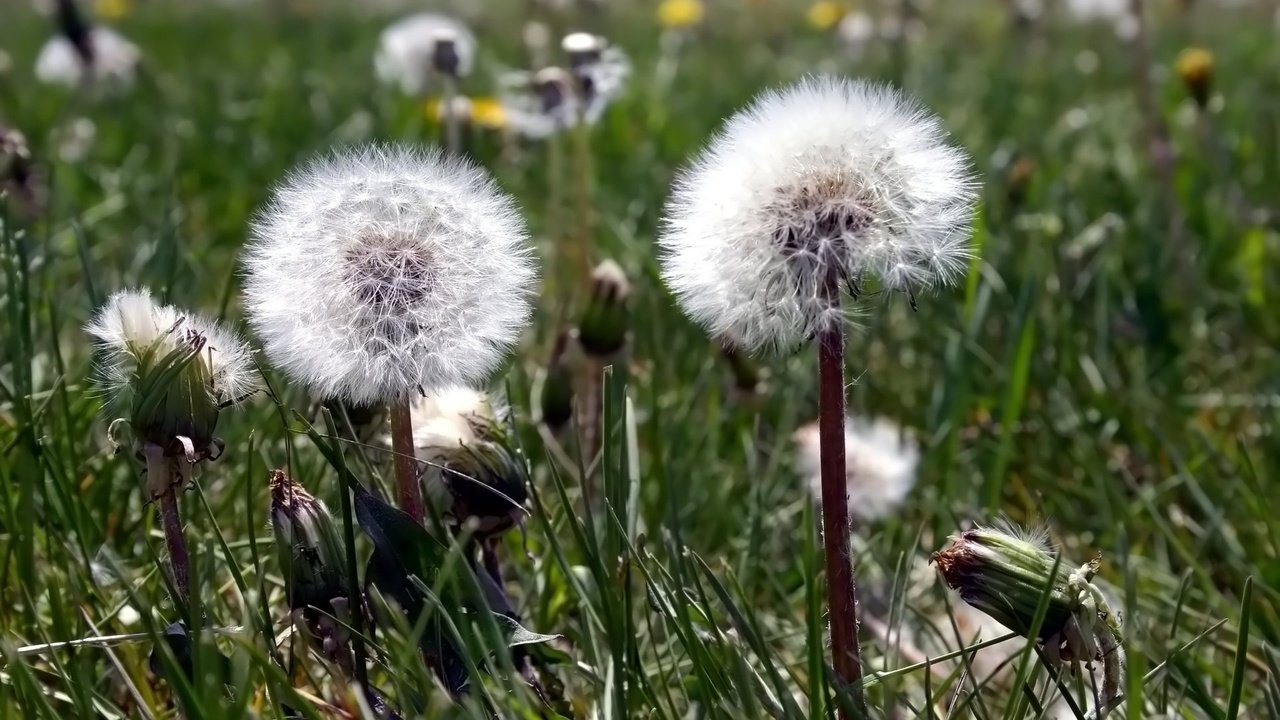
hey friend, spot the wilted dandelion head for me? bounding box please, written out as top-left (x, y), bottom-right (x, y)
top-left (794, 415), bottom-right (920, 522)
top-left (86, 288), bottom-right (257, 452)
top-left (659, 76), bottom-right (976, 352)
top-left (35, 26), bottom-right (140, 89)
top-left (242, 144), bottom-right (537, 406)
top-left (375, 13), bottom-right (476, 95)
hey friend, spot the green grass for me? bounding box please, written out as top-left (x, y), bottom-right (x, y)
top-left (2, 0), bottom-right (1278, 717)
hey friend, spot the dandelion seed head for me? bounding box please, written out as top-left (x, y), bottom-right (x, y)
top-left (794, 415), bottom-right (920, 522)
top-left (86, 288), bottom-right (258, 409)
top-left (242, 144), bottom-right (537, 406)
top-left (35, 27), bottom-right (140, 88)
top-left (659, 76), bottom-right (976, 352)
top-left (409, 387), bottom-right (504, 456)
top-left (375, 13), bottom-right (475, 95)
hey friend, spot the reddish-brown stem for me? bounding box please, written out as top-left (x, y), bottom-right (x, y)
top-left (390, 399), bottom-right (424, 523)
top-left (158, 489), bottom-right (191, 613)
top-left (817, 284), bottom-right (864, 717)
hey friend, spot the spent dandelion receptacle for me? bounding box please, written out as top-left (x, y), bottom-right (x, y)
top-left (242, 144), bottom-right (537, 523)
top-left (659, 75), bottom-right (975, 713)
top-left (933, 523), bottom-right (1127, 716)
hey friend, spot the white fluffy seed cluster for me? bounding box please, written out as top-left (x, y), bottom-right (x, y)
top-left (375, 13), bottom-right (476, 95)
top-left (35, 27), bottom-right (141, 89)
top-left (86, 288), bottom-right (258, 406)
top-left (794, 415), bottom-right (920, 522)
top-left (660, 76), bottom-right (975, 352)
top-left (242, 144), bottom-right (537, 406)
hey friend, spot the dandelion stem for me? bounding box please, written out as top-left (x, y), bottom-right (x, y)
top-left (389, 399), bottom-right (424, 523)
top-left (144, 443), bottom-right (193, 619)
top-left (816, 280), bottom-right (864, 717)
top-left (157, 489), bottom-right (191, 616)
top-left (442, 76), bottom-right (462, 157)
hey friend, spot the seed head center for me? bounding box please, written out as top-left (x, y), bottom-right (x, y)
top-left (346, 234), bottom-right (435, 312)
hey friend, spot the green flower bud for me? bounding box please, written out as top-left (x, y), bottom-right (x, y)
top-left (269, 470), bottom-right (347, 611)
top-left (577, 260), bottom-right (631, 358)
top-left (539, 330), bottom-right (575, 429)
top-left (440, 440), bottom-right (530, 538)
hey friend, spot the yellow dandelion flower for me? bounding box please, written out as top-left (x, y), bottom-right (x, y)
top-left (93, 0), bottom-right (133, 20)
top-left (1174, 47), bottom-right (1214, 107)
top-left (807, 1), bottom-right (846, 31)
top-left (658, 0), bottom-right (704, 29)
top-left (425, 96), bottom-right (507, 130)
top-left (469, 97), bottom-right (507, 129)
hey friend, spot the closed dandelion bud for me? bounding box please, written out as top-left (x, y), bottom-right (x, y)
top-left (441, 440), bottom-right (530, 538)
top-left (931, 524), bottom-right (1076, 641)
top-left (86, 289), bottom-right (257, 494)
top-left (577, 260), bottom-right (631, 358)
top-left (269, 470), bottom-right (347, 611)
top-left (540, 331), bottom-right (575, 430)
top-left (1006, 154), bottom-right (1035, 207)
top-left (1175, 47), bottom-right (1214, 108)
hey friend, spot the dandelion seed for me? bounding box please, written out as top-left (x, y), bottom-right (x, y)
top-left (660, 76), bottom-right (975, 353)
top-left (243, 143), bottom-right (536, 521)
top-left (242, 144), bottom-right (537, 407)
top-left (375, 13), bottom-right (475, 96)
top-left (661, 75), bottom-right (975, 708)
top-left (793, 416), bottom-right (919, 522)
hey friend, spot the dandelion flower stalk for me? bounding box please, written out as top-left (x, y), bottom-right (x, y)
top-left (659, 77), bottom-right (975, 714)
top-left (87, 288), bottom-right (257, 617)
top-left (243, 144), bottom-right (537, 525)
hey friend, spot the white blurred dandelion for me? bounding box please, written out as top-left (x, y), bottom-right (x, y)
top-left (659, 75), bottom-right (975, 709)
top-left (36, 26), bottom-right (140, 89)
top-left (375, 13), bottom-right (475, 95)
top-left (794, 416), bottom-right (919, 522)
top-left (242, 143), bottom-right (537, 522)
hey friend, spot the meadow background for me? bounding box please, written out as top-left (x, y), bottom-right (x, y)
top-left (1, 0), bottom-right (1279, 717)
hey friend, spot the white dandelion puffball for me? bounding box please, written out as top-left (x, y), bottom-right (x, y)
top-left (409, 387), bottom-right (503, 456)
top-left (242, 144), bottom-right (537, 407)
top-left (35, 27), bottom-right (140, 88)
top-left (375, 13), bottom-right (476, 95)
top-left (794, 415), bottom-right (920, 522)
top-left (86, 288), bottom-right (259, 411)
top-left (659, 76), bottom-right (975, 352)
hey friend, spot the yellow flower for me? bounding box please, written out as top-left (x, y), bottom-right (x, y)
top-left (425, 96), bottom-right (507, 130)
top-left (807, 1), bottom-right (846, 31)
top-left (658, 0), bottom-right (704, 29)
top-left (1174, 47), bottom-right (1214, 107)
top-left (93, 0), bottom-right (133, 20)
top-left (468, 98), bottom-right (507, 129)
